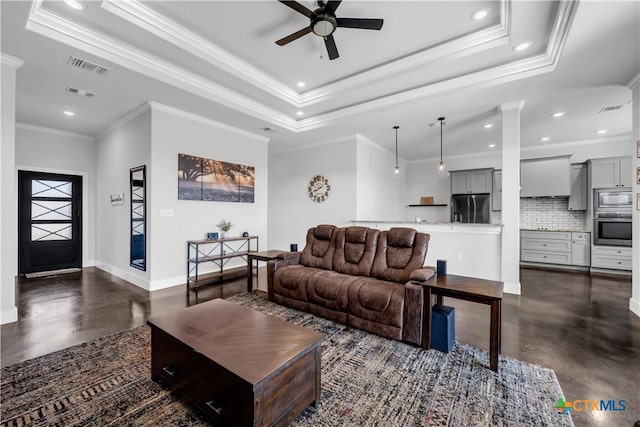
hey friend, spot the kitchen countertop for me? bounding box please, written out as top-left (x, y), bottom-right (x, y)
top-left (350, 220), bottom-right (502, 235)
top-left (521, 228), bottom-right (590, 233)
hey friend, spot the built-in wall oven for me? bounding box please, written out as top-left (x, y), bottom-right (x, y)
top-left (593, 189), bottom-right (632, 247)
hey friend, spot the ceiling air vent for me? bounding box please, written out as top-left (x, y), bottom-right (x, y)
top-left (598, 105), bottom-right (623, 113)
top-left (67, 56), bottom-right (110, 75)
top-left (65, 86), bottom-right (95, 97)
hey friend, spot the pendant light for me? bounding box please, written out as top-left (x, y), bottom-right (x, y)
top-left (437, 117), bottom-right (446, 174)
top-left (393, 125), bottom-right (400, 176)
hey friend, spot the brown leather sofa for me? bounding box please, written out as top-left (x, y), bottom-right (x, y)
top-left (267, 225), bottom-right (435, 346)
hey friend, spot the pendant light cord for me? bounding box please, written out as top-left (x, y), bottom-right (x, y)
top-left (393, 125), bottom-right (400, 169)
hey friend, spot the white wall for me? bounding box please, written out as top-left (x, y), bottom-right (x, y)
top-left (1, 56), bottom-right (20, 324)
top-left (355, 134), bottom-right (406, 221)
top-left (149, 107), bottom-right (269, 290)
top-left (268, 139), bottom-right (357, 252)
top-left (95, 109), bottom-right (151, 288)
top-left (15, 126), bottom-right (97, 266)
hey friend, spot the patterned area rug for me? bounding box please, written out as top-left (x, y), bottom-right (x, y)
top-left (1, 292), bottom-right (573, 426)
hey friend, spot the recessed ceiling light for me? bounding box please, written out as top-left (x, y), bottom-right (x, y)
top-left (483, 123), bottom-right (494, 129)
top-left (471, 9), bottom-right (489, 21)
top-left (551, 112), bottom-right (565, 118)
top-left (488, 143), bottom-right (496, 148)
top-left (513, 42), bottom-right (531, 52)
top-left (63, 0), bottom-right (84, 10)
top-left (296, 111), bottom-right (304, 116)
top-left (596, 129), bottom-right (607, 134)
top-left (540, 137), bottom-right (550, 142)
top-left (297, 81), bottom-right (306, 88)
top-left (63, 111), bottom-right (76, 116)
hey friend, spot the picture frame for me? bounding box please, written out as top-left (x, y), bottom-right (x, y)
top-left (638, 193), bottom-right (640, 211)
top-left (637, 167), bottom-right (640, 184)
top-left (637, 140), bottom-right (640, 158)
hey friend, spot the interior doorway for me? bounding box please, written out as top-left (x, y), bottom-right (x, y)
top-left (18, 171), bottom-right (83, 275)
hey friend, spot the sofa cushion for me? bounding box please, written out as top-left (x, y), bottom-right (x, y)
top-left (307, 270), bottom-right (359, 323)
top-left (300, 225), bottom-right (337, 270)
top-left (332, 226), bottom-right (379, 277)
top-left (347, 278), bottom-right (405, 339)
top-left (371, 228), bottom-right (430, 283)
top-left (271, 264), bottom-right (320, 310)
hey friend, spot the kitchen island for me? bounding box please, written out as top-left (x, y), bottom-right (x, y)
top-left (351, 220), bottom-right (502, 281)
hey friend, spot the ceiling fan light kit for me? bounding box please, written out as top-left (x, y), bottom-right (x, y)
top-left (276, 0), bottom-right (383, 60)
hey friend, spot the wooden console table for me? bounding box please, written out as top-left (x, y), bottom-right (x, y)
top-left (187, 236), bottom-right (258, 302)
top-left (418, 274), bottom-right (503, 372)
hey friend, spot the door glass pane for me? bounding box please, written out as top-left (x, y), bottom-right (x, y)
top-left (31, 201), bottom-right (72, 220)
top-left (32, 223), bottom-right (72, 241)
top-left (32, 180), bottom-right (72, 198)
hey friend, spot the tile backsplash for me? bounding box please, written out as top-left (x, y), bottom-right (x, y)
top-left (520, 198), bottom-right (586, 229)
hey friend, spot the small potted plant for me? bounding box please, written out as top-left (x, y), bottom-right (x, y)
top-left (216, 219), bottom-right (233, 238)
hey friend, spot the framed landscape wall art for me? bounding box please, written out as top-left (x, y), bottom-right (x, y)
top-left (178, 154), bottom-right (255, 203)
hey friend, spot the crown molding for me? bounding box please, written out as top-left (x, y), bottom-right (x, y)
top-left (16, 122), bottom-right (94, 141)
top-left (628, 70), bottom-right (640, 89)
top-left (26, 3), bottom-right (298, 132)
top-left (148, 102), bottom-right (270, 143)
top-left (101, 0), bottom-right (512, 109)
top-left (94, 102), bottom-right (150, 140)
top-left (1, 53), bottom-right (24, 69)
top-left (100, 0), bottom-right (300, 106)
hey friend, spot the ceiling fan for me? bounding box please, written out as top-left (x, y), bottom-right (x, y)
top-left (275, 1), bottom-right (384, 60)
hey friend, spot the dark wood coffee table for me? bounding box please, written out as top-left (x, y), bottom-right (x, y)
top-left (147, 298), bottom-right (323, 426)
top-left (418, 274), bottom-right (503, 372)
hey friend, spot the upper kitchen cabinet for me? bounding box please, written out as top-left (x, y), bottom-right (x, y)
top-left (492, 170), bottom-right (502, 211)
top-left (590, 156), bottom-right (632, 188)
top-left (568, 163), bottom-right (587, 211)
top-left (520, 156), bottom-right (571, 197)
top-left (450, 168), bottom-right (493, 194)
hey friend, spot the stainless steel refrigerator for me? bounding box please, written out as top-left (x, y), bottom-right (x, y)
top-left (451, 194), bottom-right (491, 224)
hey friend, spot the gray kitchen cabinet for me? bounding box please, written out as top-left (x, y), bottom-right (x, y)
top-left (571, 232), bottom-right (590, 266)
top-left (590, 156), bottom-right (632, 188)
top-left (568, 163), bottom-right (587, 211)
top-left (521, 230), bottom-right (591, 267)
top-left (520, 156), bottom-right (571, 197)
top-left (450, 168), bottom-right (492, 194)
top-left (591, 245), bottom-right (632, 270)
top-left (492, 169), bottom-right (502, 211)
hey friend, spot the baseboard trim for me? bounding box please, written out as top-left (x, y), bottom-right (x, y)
top-left (630, 298), bottom-right (640, 318)
top-left (94, 262), bottom-right (150, 290)
top-left (1, 306), bottom-right (18, 324)
top-left (503, 281), bottom-right (521, 295)
top-left (148, 276), bottom-right (184, 291)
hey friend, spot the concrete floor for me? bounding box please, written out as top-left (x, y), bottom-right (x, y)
top-left (1, 266), bottom-right (638, 426)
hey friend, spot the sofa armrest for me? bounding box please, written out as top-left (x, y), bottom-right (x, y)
top-left (267, 253), bottom-right (302, 301)
top-left (409, 267), bottom-right (437, 282)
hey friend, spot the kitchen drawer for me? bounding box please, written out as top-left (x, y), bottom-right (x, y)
top-left (521, 231), bottom-right (572, 240)
top-left (592, 246), bottom-right (631, 257)
top-left (522, 238), bottom-right (571, 252)
top-left (521, 250), bottom-right (572, 265)
top-left (591, 255), bottom-right (632, 270)
top-left (571, 232), bottom-right (590, 242)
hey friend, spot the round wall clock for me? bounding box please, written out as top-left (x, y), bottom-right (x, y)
top-left (308, 175), bottom-right (331, 203)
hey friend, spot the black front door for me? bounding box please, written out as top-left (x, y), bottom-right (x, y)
top-left (18, 171), bottom-right (82, 274)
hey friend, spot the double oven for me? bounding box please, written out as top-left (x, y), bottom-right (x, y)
top-left (593, 189), bottom-right (633, 247)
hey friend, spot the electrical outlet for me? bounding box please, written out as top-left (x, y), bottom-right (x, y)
top-left (456, 252), bottom-right (463, 261)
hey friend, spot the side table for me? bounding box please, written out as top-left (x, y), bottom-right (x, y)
top-left (247, 250), bottom-right (289, 292)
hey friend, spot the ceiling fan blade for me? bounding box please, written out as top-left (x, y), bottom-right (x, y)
top-left (324, 1), bottom-right (342, 14)
top-left (336, 18), bottom-right (384, 30)
top-left (275, 26), bottom-right (312, 46)
top-left (324, 35), bottom-right (339, 60)
top-left (278, 1), bottom-right (313, 18)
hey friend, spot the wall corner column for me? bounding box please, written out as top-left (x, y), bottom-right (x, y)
top-left (629, 75), bottom-right (640, 318)
top-left (1, 54), bottom-right (24, 324)
top-left (499, 100), bottom-right (525, 295)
